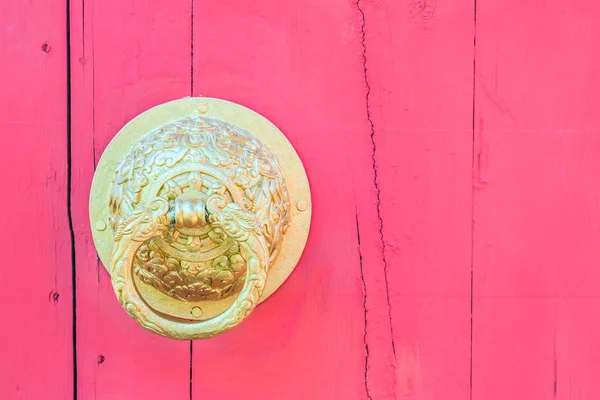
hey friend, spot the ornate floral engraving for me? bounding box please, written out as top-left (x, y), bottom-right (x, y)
top-left (110, 195), bottom-right (270, 339)
top-left (108, 116), bottom-right (290, 303)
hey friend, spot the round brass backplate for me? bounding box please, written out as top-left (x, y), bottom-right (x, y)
top-left (90, 97), bottom-right (311, 321)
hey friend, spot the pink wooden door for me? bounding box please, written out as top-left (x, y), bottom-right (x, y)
top-left (2, 0), bottom-right (600, 399)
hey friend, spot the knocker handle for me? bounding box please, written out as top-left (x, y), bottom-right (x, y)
top-left (110, 196), bottom-right (270, 340)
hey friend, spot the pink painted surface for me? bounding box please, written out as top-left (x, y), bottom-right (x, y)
top-left (0, 1), bottom-right (73, 398)
top-left (69, 0), bottom-right (192, 398)
top-left (190, 0), bottom-right (395, 398)
top-left (4, 0), bottom-right (600, 399)
top-left (472, 0), bottom-right (600, 398)
top-left (362, 1), bottom-right (475, 398)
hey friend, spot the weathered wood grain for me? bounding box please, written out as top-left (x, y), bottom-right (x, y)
top-left (473, 0), bottom-right (600, 398)
top-left (0, 1), bottom-right (73, 398)
top-left (361, 0), bottom-right (475, 398)
top-left (69, 0), bottom-right (192, 398)
top-left (190, 0), bottom-right (395, 398)
top-left (7, 0), bottom-right (597, 398)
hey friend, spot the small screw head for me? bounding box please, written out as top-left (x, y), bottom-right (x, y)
top-left (191, 306), bottom-right (203, 317)
top-left (296, 200), bottom-right (307, 212)
top-left (95, 221), bottom-right (107, 231)
top-left (198, 103), bottom-right (209, 114)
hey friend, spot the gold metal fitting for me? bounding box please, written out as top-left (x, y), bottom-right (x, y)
top-left (173, 191), bottom-right (209, 235)
top-left (89, 98), bottom-right (311, 340)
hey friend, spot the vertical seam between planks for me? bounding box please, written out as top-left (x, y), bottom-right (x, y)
top-left (189, 1), bottom-right (194, 398)
top-left (470, 1), bottom-right (477, 399)
top-left (356, 0), bottom-right (396, 356)
top-left (91, 0), bottom-right (96, 169)
top-left (190, 0), bottom-right (194, 97)
top-left (66, 0), bottom-right (78, 398)
top-left (355, 211), bottom-right (374, 400)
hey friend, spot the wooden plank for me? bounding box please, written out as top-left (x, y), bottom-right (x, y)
top-left (0, 1), bottom-right (73, 398)
top-left (361, 0), bottom-right (475, 398)
top-left (473, 1), bottom-right (600, 398)
top-left (69, 0), bottom-right (193, 398)
top-left (190, 0), bottom-right (395, 398)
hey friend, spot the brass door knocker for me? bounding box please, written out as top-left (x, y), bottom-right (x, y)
top-left (90, 98), bottom-right (311, 339)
